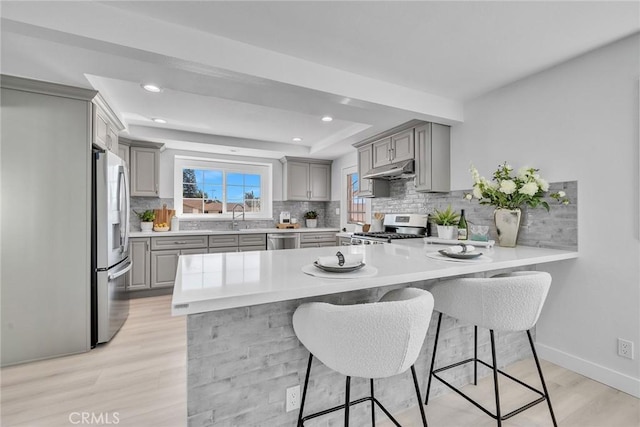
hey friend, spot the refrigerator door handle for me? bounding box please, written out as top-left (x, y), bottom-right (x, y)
top-left (118, 165), bottom-right (131, 255)
top-left (108, 261), bottom-right (132, 281)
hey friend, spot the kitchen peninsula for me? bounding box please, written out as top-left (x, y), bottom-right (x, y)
top-left (173, 242), bottom-right (577, 426)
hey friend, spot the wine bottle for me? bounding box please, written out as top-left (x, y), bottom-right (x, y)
top-left (458, 209), bottom-right (468, 240)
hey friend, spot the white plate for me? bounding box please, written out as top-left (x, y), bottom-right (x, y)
top-left (438, 249), bottom-right (483, 259)
top-left (313, 261), bottom-right (365, 273)
top-left (426, 252), bottom-right (492, 263)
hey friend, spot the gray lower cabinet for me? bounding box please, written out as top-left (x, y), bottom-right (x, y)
top-left (128, 238), bottom-right (150, 290)
top-left (209, 234), bottom-right (239, 253)
top-left (336, 236), bottom-right (352, 246)
top-left (239, 234), bottom-right (266, 250)
top-left (151, 250), bottom-right (180, 288)
top-left (300, 231), bottom-right (337, 248)
top-left (128, 232), bottom-right (270, 292)
top-left (147, 235), bottom-right (209, 289)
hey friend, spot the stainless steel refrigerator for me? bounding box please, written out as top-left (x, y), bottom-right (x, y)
top-left (91, 150), bottom-right (131, 346)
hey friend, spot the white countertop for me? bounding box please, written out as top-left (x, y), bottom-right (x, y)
top-left (171, 242), bottom-right (578, 316)
top-left (130, 227), bottom-right (339, 238)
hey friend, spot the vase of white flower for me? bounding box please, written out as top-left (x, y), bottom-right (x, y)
top-left (493, 208), bottom-right (521, 248)
top-left (468, 162), bottom-right (570, 247)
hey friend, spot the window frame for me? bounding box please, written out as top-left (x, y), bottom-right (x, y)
top-left (341, 165), bottom-right (370, 228)
top-left (173, 155), bottom-right (273, 220)
top-left (346, 171), bottom-right (366, 224)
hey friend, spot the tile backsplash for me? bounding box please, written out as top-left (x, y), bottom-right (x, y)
top-left (130, 198), bottom-right (339, 231)
top-left (131, 181), bottom-right (576, 250)
top-left (371, 179), bottom-right (577, 250)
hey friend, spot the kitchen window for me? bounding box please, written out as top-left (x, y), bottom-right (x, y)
top-left (347, 172), bottom-right (366, 223)
top-left (174, 156), bottom-right (272, 219)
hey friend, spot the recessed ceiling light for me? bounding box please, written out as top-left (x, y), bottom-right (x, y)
top-left (142, 84), bottom-right (162, 93)
top-left (151, 118), bottom-right (167, 124)
top-left (321, 116), bottom-right (333, 122)
top-left (292, 137), bottom-right (303, 142)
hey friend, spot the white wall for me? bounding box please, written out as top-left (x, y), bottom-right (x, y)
top-left (331, 150), bottom-right (357, 201)
top-left (451, 34), bottom-right (640, 396)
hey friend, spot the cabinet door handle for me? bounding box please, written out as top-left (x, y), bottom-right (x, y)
top-left (174, 241), bottom-right (188, 245)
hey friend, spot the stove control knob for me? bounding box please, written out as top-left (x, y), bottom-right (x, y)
top-left (363, 240), bottom-right (371, 245)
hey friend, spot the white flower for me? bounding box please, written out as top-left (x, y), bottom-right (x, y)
top-left (464, 193), bottom-right (473, 201)
top-left (473, 186), bottom-right (483, 199)
top-left (517, 166), bottom-right (531, 180)
top-left (558, 191), bottom-right (566, 197)
top-left (499, 180), bottom-right (516, 195)
top-left (537, 178), bottom-right (549, 192)
top-left (470, 165), bottom-right (481, 183)
top-left (520, 182), bottom-right (539, 196)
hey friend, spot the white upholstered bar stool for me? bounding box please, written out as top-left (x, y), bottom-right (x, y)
top-left (293, 288), bottom-right (434, 426)
top-left (424, 271), bottom-right (557, 427)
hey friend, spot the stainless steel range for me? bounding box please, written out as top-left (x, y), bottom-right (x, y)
top-left (351, 214), bottom-right (428, 245)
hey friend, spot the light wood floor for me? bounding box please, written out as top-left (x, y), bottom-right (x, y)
top-left (2, 295), bottom-right (638, 427)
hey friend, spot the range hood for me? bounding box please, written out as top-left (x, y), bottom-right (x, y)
top-left (362, 159), bottom-right (415, 179)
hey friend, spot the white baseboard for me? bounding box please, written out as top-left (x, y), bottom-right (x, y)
top-left (536, 343), bottom-right (640, 398)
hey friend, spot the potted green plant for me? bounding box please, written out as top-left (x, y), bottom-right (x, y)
top-left (432, 205), bottom-right (460, 240)
top-left (136, 210), bottom-right (155, 232)
top-left (303, 210), bottom-right (318, 228)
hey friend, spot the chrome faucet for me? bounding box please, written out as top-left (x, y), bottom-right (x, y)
top-left (232, 204), bottom-right (245, 230)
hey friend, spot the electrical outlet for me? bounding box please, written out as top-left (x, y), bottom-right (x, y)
top-left (335, 207), bottom-right (340, 215)
top-left (286, 385), bottom-right (300, 412)
top-left (618, 338), bottom-right (634, 360)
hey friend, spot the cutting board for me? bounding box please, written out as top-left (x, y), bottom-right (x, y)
top-left (276, 223), bottom-right (300, 229)
top-left (154, 204), bottom-right (175, 226)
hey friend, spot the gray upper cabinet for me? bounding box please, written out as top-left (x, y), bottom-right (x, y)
top-left (281, 157), bottom-right (332, 201)
top-left (357, 144), bottom-right (389, 198)
top-left (286, 161), bottom-right (311, 200)
top-left (117, 140), bottom-right (130, 170)
top-left (130, 146), bottom-right (160, 197)
top-left (414, 123), bottom-right (451, 193)
top-left (372, 128), bottom-right (415, 168)
top-left (92, 94), bottom-right (124, 154)
top-left (353, 120), bottom-right (449, 197)
top-left (309, 163), bottom-right (331, 201)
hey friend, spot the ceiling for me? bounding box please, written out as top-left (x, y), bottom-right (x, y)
top-left (1, 1), bottom-right (638, 159)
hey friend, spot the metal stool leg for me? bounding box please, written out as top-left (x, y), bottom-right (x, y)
top-left (411, 365), bottom-right (429, 427)
top-left (527, 330), bottom-right (558, 427)
top-left (370, 378), bottom-right (376, 426)
top-left (474, 325), bottom-right (478, 385)
top-left (344, 376), bottom-right (351, 426)
top-left (489, 330), bottom-right (502, 427)
top-left (297, 354), bottom-right (313, 427)
top-left (425, 312), bottom-right (443, 405)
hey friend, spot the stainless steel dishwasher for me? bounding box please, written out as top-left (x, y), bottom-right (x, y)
top-left (267, 233), bottom-right (299, 250)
